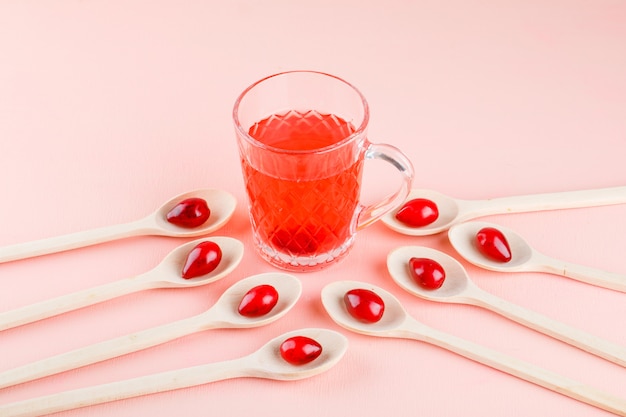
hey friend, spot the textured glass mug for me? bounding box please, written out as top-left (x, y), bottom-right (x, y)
top-left (233, 71), bottom-right (414, 271)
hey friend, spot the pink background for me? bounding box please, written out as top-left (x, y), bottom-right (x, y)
top-left (1, 1), bottom-right (626, 415)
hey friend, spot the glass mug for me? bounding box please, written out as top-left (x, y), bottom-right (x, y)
top-left (233, 71), bottom-right (414, 271)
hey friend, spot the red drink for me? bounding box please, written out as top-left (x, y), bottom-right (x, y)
top-left (242, 110), bottom-right (363, 258)
top-left (234, 71), bottom-right (414, 271)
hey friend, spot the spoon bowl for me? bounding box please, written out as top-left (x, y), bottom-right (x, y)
top-left (382, 189), bottom-right (461, 236)
top-left (449, 221), bottom-right (626, 293)
top-left (155, 236), bottom-right (245, 288)
top-left (250, 327), bottom-right (348, 380)
top-left (448, 221), bottom-right (534, 271)
top-left (387, 245), bottom-right (471, 300)
top-left (0, 272), bottom-right (301, 389)
top-left (151, 188), bottom-right (237, 237)
top-left (321, 280), bottom-right (408, 335)
top-left (0, 328), bottom-right (347, 416)
top-left (382, 186), bottom-right (626, 236)
top-left (207, 272), bottom-right (302, 327)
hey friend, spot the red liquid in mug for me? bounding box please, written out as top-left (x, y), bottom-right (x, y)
top-left (243, 110), bottom-right (363, 257)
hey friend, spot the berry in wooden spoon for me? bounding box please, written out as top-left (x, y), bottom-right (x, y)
top-left (475, 227), bottom-right (512, 262)
top-left (408, 257), bottom-right (446, 290)
top-left (395, 198), bottom-right (439, 227)
top-left (181, 241), bottom-right (222, 279)
top-left (238, 285), bottom-right (279, 317)
top-left (166, 198), bottom-right (211, 228)
top-left (343, 288), bottom-right (385, 323)
top-left (280, 336), bottom-right (323, 365)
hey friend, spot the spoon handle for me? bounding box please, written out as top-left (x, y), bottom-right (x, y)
top-left (0, 314), bottom-right (211, 389)
top-left (0, 218), bottom-right (153, 264)
top-left (538, 254), bottom-right (626, 293)
top-left (401, 318), bottom-right (626, 416)
top-left (0, 273), bottom-right (153, 331)
top-left (0, 357), bottom-right (252, 417)
top-left (469, 287), bottom-right (626, 367)
top-left (471, 186), bottom-right (626, 217)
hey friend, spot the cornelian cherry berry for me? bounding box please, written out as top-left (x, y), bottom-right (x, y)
top-left (476, 227), bottom-right (511, 262)
top-left (280, 336), bottom-right (323, 365)
top-left (475, 227), bottom-right (512, 262)
top-left (343, 288), bottom-right (385, 323)
top-left (395, 198), bottom-right (439, 227)
top-left (408, 257), bottom-right (446, 290)
top-left (166, 198), bottom-right (211, 228)
top-left (181, 241), bottom-right (222, 279)
top-left (238, 284), bottom-right (279, 317)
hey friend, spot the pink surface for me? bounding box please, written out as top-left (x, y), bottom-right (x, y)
top-left (1, 1), bottom-right (625, 416)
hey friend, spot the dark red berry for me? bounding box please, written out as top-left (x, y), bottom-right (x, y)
top-left (409, 257), bottom-right (446, 290)
top-left (395, 198), bottom-right (439, 227)
top-left (280, 336), bottom-right (322, 365)
top-left (166, 198), bottom-right (211, 228)
top-left (181, 241), bottom-right (222, 279)
top-left (343, 289), bottom-right (385, 323)
top-left (475, 227), bottom-right (512, 262)
top-left (238, 285), bottom-right (279, 317)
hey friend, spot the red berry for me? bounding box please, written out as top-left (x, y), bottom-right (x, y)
top-left (343, 288), bottom-right (385, 323)
top-left (166, 198), bottom-right (211, 228)
top-left (181, 241), bottom-right (222, 279)
top-left (280, 336), bottom-right (322, 365)
top-left (238, 284), bottom-right (279, 317)
top-left (475, 227), bottom-right (512, 262)
top-left (409, 257), bottom-right (446, 290)
top-left (395, 198), bottom-right (439, 227)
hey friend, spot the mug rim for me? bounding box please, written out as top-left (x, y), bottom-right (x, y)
top-left (232, 70), bottom-right (370, 155)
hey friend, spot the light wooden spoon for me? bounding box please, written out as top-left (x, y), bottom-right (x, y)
top-left (0, 328), bottom-right (347, 417)
top-left (387, 246), bottom-right (626, 367)
top-left (382, 186), bottom-right (626, 236)
top-left (0, 236), bottom-right (244, 331)
top-left (0, 272), bottom-right (301, 389)
top-left (322, 280), bottom-right (626, 416)
top-left (448, 221), bottom-right (626, 293)
top-left (0, 188), bottom-right (237, 263)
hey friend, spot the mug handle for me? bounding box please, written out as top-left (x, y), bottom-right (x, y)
top-left (356, 143), bottom-right (414, 230)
